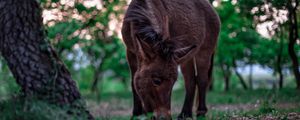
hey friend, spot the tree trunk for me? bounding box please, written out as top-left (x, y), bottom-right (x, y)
top-left (89, 47), bottom-right (116, 93)
top-left (220, 64), bottom-right (231, 91)
top-left (248, 63), bottom-right (253, 89)
top-left (89, 29), bottom-right (118, 93)
top-left (277, 32), bottom-right (284, 89)
top-left (0, 0), bottom-right (93, 118)
top-left (91, 68), bottom-right (102, 92)
top-left (91, 69), bottom-right (102, 101)
top-left (232, 60), bottom-right (248, 90)
top-left (287, 0), bottom-right (300, 90)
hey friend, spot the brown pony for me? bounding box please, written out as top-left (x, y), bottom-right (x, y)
top-left (121, 0), bottom-right (220, 119)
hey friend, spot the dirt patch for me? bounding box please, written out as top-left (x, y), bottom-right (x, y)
top-left (231, 113), bottom-right (300, 120)
top-left (87, 100), bottom-right (132, 118)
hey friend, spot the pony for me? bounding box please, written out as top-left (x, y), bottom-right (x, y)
top-left (121, 0), bottom-right (220, 119)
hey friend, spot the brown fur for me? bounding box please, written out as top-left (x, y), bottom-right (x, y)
top-left (122, 0), bottom-right (220, 119)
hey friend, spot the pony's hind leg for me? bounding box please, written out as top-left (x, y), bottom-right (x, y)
top-left (126, 50), bottom-right (145, 118)
top-left (195, 53), bottom-right (214, 117)
top-left (178, 59), bottom-right (197, 119)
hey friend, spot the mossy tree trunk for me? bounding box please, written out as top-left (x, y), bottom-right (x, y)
top-left (0, 0), bottom-right (93, 118)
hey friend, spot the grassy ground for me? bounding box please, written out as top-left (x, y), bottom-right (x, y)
top-left (0, 87), bottom-right (299, 119)
top-left (85, 88), bottom-right (300, 120)
top-left (0, 97), bottom-right (90, 120)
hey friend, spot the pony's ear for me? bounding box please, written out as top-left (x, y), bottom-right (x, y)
top-left (130, 22), bottom-right (155, 60)
top-left (173, 45), bottom-right (197, 64)
top-left (136, 35), bottom-right (155, 60)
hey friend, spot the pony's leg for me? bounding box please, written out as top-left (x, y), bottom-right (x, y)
top-left (178, 59), bottom-right (196, 119)
top-left (127, 50), bottom-right (144, 118)
top-left (195, 54), bottom-right (214, 117)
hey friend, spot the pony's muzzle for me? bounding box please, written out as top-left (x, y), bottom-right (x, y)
top-left (154, 108), bottom-right (171, 120)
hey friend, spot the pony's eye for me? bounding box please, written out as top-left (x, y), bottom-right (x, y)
top-left (152, 79), bottom-right (162, 86)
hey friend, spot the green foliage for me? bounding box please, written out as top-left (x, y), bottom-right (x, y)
top-left (216, 0), bottom-right (262, 65)
top-left (258, 100), bottom-right (276, 114)
top-left (39, 0), bottom-right (129, 95)
top-left (51, 0), bottom-right (59, 3)
top-left (75, 3), bottom-right (88, 13)
top-left (47, 20), bottom-right (83, 51)
top-left (214, 0), bottom-right (300, 91)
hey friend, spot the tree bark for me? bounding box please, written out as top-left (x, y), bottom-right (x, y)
top-left (287, 0), bottom-right (300, 90)
top-left (232, 60), bottom-right (248, 90)
top-left (91, 68), bottom-right (102, 92)
top-left (0, 0), bottom-right (93, 118)
top-left (91, 68), bottom-right (103, 101)
top-left (220, 64), bottom-right (231, 91)
top-left (89, 43), bottom-right (118, 93)
top-left (277, 32), bottom-right (284, 89)
top-left (248, 63), bottom-right (253, 89)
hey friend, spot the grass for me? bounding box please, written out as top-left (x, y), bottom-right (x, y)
top-left (0, 87), bottom-right (299, 120)
top-left (86, 88), bottom-right (300, 120)
top-left (0, 96), bottom-right (90, 120)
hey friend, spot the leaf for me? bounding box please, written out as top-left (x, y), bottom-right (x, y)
top-left (75, 3), bottom-right (87, 13)
top-left (51, 0), bottom-right (59, 3)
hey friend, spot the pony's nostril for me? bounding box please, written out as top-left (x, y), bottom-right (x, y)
top-left (154, 108), bottom-right (171, 120)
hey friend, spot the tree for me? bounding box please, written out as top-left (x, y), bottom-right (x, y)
top-left (216, 1), bottom-right (262, 91)
top-left (41, 0), bottom-right (129, 96)
top-left (0, 0), bottom-right (92, 118)
top-left (239, 0), bottom-right (300, 89)
top-left (287, 0), bottom-right (300, 89)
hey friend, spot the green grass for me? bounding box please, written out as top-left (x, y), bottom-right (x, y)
top-left (92, 88), bottom-right (300, 105)
top-left (0, 97), bottom-right (90, 120)
top-left (87, 88), bottom-right (300, 120)
top-left (207, 88), bottom-right (300, 104)
top-left (1, 86), bottom-right (299, 120)
top-left (2, 63), bottom-right (299, 119)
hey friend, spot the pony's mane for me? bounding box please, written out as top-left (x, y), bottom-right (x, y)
top-left (125, 0), bottom-right (167, 45)
top-left (125, 0), bottom-right (176, 60)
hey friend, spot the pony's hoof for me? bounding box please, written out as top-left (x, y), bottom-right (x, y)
top-left (196, 110), bottom-right (207, 117)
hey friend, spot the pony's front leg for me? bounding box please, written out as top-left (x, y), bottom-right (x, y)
top-left (178, 59), bottom-right (197, 119)
top-left (195, 54), bottom-right (214, 117)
